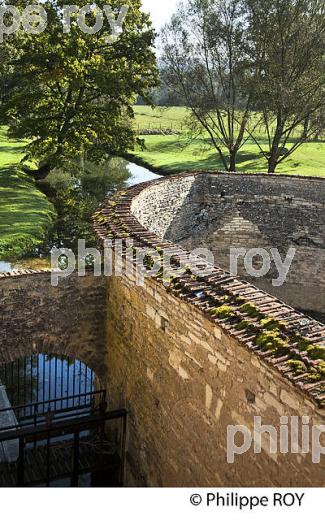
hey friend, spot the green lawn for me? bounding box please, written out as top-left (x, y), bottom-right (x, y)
top-left (133, 106), bottom-right (325, 176)
top-left (1, 105), bottom-right (324, 259)
top-left (134, 106), bottom-right (188, 130)
top-left (0, 127), bottom-right (55, 259)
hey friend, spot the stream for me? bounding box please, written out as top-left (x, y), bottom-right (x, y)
top-left (1, 160), bottom-right (323, 324)
top-left (0, 158), bottom-right (161, 485)
top-left (0, 158), bottom-right (160, 273)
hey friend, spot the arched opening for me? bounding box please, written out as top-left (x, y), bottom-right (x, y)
top-left (0, 353), bottom-right (127, 487)
top-left (0, 354), bottom-right (97, 415)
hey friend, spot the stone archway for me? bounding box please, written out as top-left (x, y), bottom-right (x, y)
top-left (0, 272), bottom-right (108, 382)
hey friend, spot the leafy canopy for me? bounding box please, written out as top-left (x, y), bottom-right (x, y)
top-left (0, 0), bottom-right (159, 175)
top-left (161, 0), bottom-right (325, 173)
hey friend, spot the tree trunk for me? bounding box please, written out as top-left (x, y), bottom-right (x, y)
top-left (23, 163), bottom-right (51, 180)
top-left (268, 115), bottom-right (284, 173)
top-left (268, 155), bottom-right (278, 173)
top-left (229, 150), bottom-right (237, 172)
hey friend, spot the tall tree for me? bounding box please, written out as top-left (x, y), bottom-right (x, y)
top-left (160, 0), bottom-right (257, 172)
top-left (247, 0), bottom-right (325, 173)
top-left (0, 0), bottom-right (159, 178)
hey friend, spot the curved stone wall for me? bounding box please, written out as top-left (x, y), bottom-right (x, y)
top-left (131, 172), bottom-right (325, 316)
top-left (1, 171), bottom-right (324, 487)
top-left (93, 173), bottom-right (325, 486)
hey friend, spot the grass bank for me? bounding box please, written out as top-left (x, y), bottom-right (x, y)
top-left (0, 128), bottom-right (55, 259)
top-left (133, 106), bottom-right (325, 176)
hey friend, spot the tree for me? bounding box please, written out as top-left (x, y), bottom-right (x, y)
top-left (247, 0), bottom-right (325, 173)
top-left (41, 157), bottom-right (131, 252)
top-left (160, 0), bottom-right (257, 172)
top-left (0, 0), bottom-right (159, 178)
top-left (161, 0), bottom-right (325, 173)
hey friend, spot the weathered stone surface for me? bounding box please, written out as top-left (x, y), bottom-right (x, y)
top-left (91, 171), bottom-right (325, 487)
top-left (0, 272), bottom-right (107, 380)
top-left (1, 172), bottom-right (325, 488)
top-left (132, 173), bottom-right (325, 315)
top-left (1, 269), bottom-right (324, 487)
top-left (106, 274), bottom-right (325, 487)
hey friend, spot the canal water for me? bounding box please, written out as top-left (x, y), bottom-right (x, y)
top-left (0, 354), bottom-right (95, 416)
top-left (0, 157), bottom-right (324, 485)
top-left (0, 159), bottom-right (160, 274)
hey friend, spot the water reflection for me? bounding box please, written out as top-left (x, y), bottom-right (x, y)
top-left (126, 161), bottom-right (160, 185)
top-left (0, 257), bottom-right (51, 273)
top-left (0, 158), bottom-right (160, 272)
top-left (0, 261), bottom-right (11, 272)
top-left (0, 354), bottom-right (95, 417)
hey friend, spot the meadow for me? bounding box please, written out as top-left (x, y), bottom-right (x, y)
top-left (133, 106), bottom-right (325, 176)
top-left (1, 105), bottom-right (325, 260)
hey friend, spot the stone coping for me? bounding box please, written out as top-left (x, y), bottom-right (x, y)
top-left (0, 269), bottom-right (52, 279)
top-left (93, 171), bottom-right (325, 407)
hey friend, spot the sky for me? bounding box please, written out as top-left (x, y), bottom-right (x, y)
top-left (141, 0), bottom-right (178, 29)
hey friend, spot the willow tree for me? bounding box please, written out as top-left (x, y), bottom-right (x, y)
top-left (0, 0), bottom-right (159, 178)
top-left (247, 0), bottom-right (325, 173)
top-left (160, 0), bottom-right (257, 172)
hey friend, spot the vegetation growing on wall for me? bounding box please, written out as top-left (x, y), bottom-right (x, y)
top-left (93, 179), bottom-right (325, 403)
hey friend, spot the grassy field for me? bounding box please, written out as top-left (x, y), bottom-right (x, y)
top-left (1, 105), bottom-right (324, 258)
top-left (133, 106), bottom-right (325, 176)
top-left (0, 127), bottom-right (55, 259)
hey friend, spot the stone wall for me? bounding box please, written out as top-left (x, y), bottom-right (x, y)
top-left (2, 264), bottom-right (323, 486)
top-left (0, 271), bottom-right (108, 381)
top-left (106, 272), bottom-right (325, 487)
top-left (1, 171), bottom-right (324, 487)
top-left (93, 172), bottom-right (325, 487)
top-left (131, 173), bottom-right (325, 316)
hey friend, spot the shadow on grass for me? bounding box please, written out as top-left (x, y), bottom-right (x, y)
top-left (0, 145), bottom-right (24, 153)
top-left (138, 135), bottom-right (273, 173)
top-left (0, 165), bottom-right (55, 258)
top-left (148, 148), bottom-right (266, 173)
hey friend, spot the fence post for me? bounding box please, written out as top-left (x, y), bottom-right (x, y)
top-left (119, 412), bottom-right (128, 486)
top-left (46, 433), bottom-right (51, 486)
top-left (71, 431), bottom-right (80, 487)
top-left (17, 436), bottom-right (25, 486)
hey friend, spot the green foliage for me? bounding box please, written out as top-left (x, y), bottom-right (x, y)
top-left (160, 0), bottom-right (256, 172)
top-left (305, 362), bottom-right (325, 382)
top-left (240, 302), bottom-right (261, 318)
top-left (318, 362), bottom-right (325, 377)
top-left (260, 317), bottom-right (286, 331)
top-left (132, 107), bottom-right (325, 176)
top-left (295, 337), bottom-right (313, 351)
top-left (235, 320), bottom-right (255, 332)
top-left (306, 345), bottom-right (325, 361)
top-left (0, 0), bottom-right (159, 174)
top-left (40, 156), bottom-right (132, 253)
top-left (212, 305), bottom-right (236, 319)
top-left (286, 360), bottom-right (307, 375)
top-left (247, 0), bottom-right (325, 172)
top-left (160, 0), bottom-right (325, 172)
top-left (306, 370), bottom-right (323, 382)
top-left (255, 330), bottom-right (289, 354)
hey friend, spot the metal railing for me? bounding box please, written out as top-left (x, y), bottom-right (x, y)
top-left (0, 389), bottom-right (107, 433)
top-left (0, 405), bottom-right (128, 487)
top-left (0, 355), bottom-right (95, 411)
